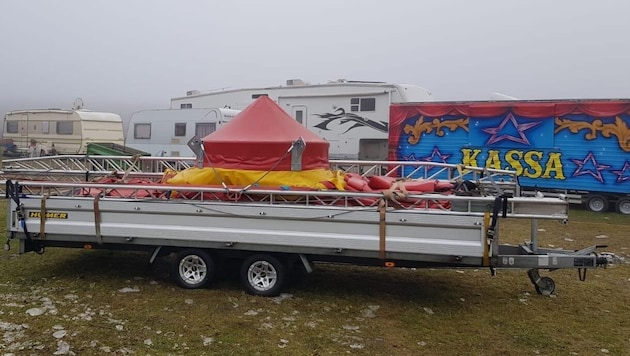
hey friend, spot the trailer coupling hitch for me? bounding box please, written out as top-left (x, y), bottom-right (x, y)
top-left (596, 256), bottom-right (609, 267)
top-left (576, 254), bottom-right (608, 282)
top-left (591, 246), bottom-right (610, 269)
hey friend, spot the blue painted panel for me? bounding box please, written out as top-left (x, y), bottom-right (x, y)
top-left (394, 110), bottom-right (630, 194)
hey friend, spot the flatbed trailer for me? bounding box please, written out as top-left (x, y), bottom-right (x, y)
top-left (3, 160), bottom-right (607, 296)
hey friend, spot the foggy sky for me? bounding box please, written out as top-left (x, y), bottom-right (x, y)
top-left (2, 0), bottom-right (629, 126)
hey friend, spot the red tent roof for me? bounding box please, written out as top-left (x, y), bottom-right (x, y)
top-left (202, 96), bottom-right (330, 170)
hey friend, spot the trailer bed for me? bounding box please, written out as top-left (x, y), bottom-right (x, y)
top-left (3, 160), bottom-right (607, 296)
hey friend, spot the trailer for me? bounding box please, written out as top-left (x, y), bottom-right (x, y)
top-left (4, 159), bottom-right (607, 297)
top-left (170, 79), bottom-right (435, 160)
top-left (126, 108), bottom-right (240, 156)
top-left (2, 108), bottom-right (125, 155)
top-left (390, 100), bottom-right (630, 214)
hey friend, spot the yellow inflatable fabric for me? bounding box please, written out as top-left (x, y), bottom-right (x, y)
top-left (163, 167), bottom-right (346, 191)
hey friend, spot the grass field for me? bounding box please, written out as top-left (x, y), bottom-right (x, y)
top-left (0, 200), bottom-right (628, 355)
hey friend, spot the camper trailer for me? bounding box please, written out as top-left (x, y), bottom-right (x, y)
top-left (2, 109), bottom-right (125, 155)
top-left (125, 108), bottom-right (240, 156)
top-left (171, 79), bottom-right (435, 160)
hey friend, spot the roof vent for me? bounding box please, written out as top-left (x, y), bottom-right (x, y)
top-left (286, 79), bottom-right (306, 86)
top-left (186, 90), bottom-right (201, 96)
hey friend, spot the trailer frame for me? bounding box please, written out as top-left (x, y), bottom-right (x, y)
top-left (3, 161), bottom-right (607, 296)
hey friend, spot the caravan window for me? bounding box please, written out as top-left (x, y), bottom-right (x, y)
top-left (6, 121), bottom-right (18, 134)
top-left (57, 121), bottom-right (73, 135)
top-left (195, 123), bottom-right (216, 138)
top-left (134, 123), bottom-right (151, 139)
top-left (174, 123), bottom-right (186, 137)
top-left (42, 121), bottom-right (50, 134)
top-left (350, 97), bottom-right (376, 112)
top-left (180, 103), bottom-right (192, 109)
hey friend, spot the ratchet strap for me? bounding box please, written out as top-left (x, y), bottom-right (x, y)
top-left (378, 180), bottom-right (412, 259)
top-left (378, 199), bottom-right (387, 259)
top-left (6, 180), bottom-right (31, 239)
top-left (482, 211), bottom-right (490, 266)
top-left (487, 193), bottom-right (511, 240)
top-left (39, 195), bottom-right (49, 240)
top-left (381, 180), bottom-right (409, 209)
top-left (94, 194), bottom-right (103, 244)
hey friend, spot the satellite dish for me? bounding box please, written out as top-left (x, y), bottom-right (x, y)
top-left (73, 98), bottom-right (84, 110)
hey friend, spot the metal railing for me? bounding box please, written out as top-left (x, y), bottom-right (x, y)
top-left (1, 156), bottom-right (519, 197)
top-left (4, 180), bottom-right (564, 220)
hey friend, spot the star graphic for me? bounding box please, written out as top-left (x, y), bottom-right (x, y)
top-left (611, 161), bottom-right (630, 183)
top-left (570, 152), bottom-right (611, 183)
top-left (482, 112), bottom-right (541, 145)
top-left (420, 147), bottom-right (452, 164)
top-left (402, 153), bottom-right (418, 161)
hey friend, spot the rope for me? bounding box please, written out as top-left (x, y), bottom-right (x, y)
top-left (239, 146), bottom-right (294, 193)
top-left (380, 179), bottom-right (410, 209)
top-left (198, 144), bottom-right (230, 193)
top-left (121, 154), bottom-right (141, 183)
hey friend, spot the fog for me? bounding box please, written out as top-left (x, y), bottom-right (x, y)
top-left (2, 0), bottom-right (629, 129)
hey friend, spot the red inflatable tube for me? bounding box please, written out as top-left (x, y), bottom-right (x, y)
top-left (345, 175), bottom-right (373, 192)
top-left (368, 175), bottom-right (396, 190)
top-left (435, 181), bottom-right (455, 192)
top-left (403, 179), bottom-right (436, 193)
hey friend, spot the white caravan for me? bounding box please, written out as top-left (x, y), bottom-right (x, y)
top-left (171, 79), bottom-right (435, 160)
top-left (3, 108), bottom-right (125, 155)
top-left (126, 108), bottom-right (240, 156)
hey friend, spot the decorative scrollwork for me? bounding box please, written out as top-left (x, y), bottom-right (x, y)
top-left (555, 116), bottom-right (630, 152)
top-left (403, 116), bottom-right (469, 145)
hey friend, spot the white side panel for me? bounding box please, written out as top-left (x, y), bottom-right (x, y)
top-left (278, 93), bottom-right (391, 160)
top-left (13, 197), bottom-right (485, 259)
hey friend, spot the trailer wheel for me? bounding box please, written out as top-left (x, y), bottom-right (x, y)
top-left (585, 194), bottom-right (609, 213)
top-left (615, 198), bottom-right (630, 215)
top-left (172, 249), bottom-right (215, 289)
top-left (534, 276), bottom-right (556, 296)
top-left (240, 254), bottom-right (286, 297)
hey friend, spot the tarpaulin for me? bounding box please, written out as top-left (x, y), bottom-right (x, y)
top-left (165, 167), bottom-right (346, 190)
top-left (202, 96), bottom-right (330, 171)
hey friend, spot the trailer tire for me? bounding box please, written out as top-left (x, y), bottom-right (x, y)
top-left (241, 254), bottom-right (286, 297)
top-left (615, 197), bottom-right (630, 215)
top-left (172, 249), bottom-right (215, 289)
top-left (585, 194), bottom-right (609, 213)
